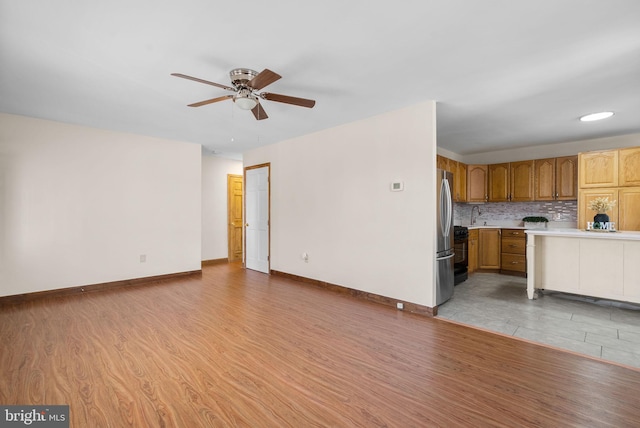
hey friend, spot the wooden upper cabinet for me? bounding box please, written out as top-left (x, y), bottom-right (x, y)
top-left (488, 163), bottom-right (510, 201)
top-left (619, 147), bottom-right (640, 187)
top-left (578, 187), bottom-right (640, 231)
top-left (534, 158), bottom-right (556, 200)
top-left (509, 160), bottom-right (535, 202)
top-left (534, 156), bottom-right (578, 200)
top-left (437, 155), bottom-right (467, 202)
top-left (467, 165), bottom-right (488, 202)
top-left (436, 155), bottom-right (448, 171)
top-left (578, 188), bottom-right (619, 230)
top-left (618, 187), bottom-right (640, 231)
top-left (577, 147), bottom-right (640, 230)
top-left (487, 162), bottom-right (534, 202)
top-left (455, 162), bottom-right (467, 202)
top-left (579, 150), bottom-right (618, 188)
top-left (555, 156), bottom-right (578, 200)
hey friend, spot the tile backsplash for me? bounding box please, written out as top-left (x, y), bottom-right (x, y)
top-left (454, 200), bottom-right (577, 225)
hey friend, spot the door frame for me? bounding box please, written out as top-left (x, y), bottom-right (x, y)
top-left (244, 163), bottom-right (271, 272)
top-left (227, 174), bottom-right (243, 263)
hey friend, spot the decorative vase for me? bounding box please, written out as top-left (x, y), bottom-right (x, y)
top-left (594, 213), bottom-right (609, 223)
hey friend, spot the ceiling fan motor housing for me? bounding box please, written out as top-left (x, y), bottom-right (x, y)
top-left (229, 68), bottom-right (259, 89)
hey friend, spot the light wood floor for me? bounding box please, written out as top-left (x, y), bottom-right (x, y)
top-left (2, 263), bottom-right (640, 427)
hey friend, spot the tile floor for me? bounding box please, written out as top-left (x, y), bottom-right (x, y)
top-left (437, 273), bottom-right (640, 370)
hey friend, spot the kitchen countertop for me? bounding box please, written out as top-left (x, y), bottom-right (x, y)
top-left (458, 221), bottom-right (577, 231)
top-left (466, 225), bottom-right (527, 230)
top-left (525, 228), bottom-right (640, 241)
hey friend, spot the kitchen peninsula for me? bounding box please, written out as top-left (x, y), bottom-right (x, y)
top-left (525, 229), bottom-right (640, 304)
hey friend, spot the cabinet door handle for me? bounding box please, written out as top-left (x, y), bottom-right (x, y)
top-left (511, 261), bottom-right (519, 264)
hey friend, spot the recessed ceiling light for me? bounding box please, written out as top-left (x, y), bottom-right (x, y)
top-left (579, 111), bottom-right (614, 122)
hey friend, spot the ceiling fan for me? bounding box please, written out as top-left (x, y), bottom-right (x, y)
top-left (171, 68), bottom-right (316, 120)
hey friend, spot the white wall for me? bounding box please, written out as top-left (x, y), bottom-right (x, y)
top-left (459, 133), bottom-right (640, 164)
top-left (0, 114), bottom-right (201, 297)
top-left (201, 155), bottom-right (243, 261)
top-left (243, 101), bottom-right (438, 307)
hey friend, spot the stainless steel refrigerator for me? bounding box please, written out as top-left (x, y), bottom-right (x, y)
top-left (435, 169), bottom-right (455, 305)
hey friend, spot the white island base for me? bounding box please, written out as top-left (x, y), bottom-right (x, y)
top-left (525, 229), bottom-right (640, 304)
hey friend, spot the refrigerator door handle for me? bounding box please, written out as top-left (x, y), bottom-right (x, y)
top-left (435, 253), bottom-right (455, 261)
top-left (440, 177), bottom-right (453, 239)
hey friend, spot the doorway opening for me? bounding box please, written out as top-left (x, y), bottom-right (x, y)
top-left (244, 164), bottom-right (270, 273)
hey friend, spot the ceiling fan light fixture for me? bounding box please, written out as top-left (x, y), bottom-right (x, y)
top-left (234, 88), bottom-right (258, 110)
top-left (172, 68), bottom-right (315, 120)
top-left (579, 111), bottom-right (614, 122)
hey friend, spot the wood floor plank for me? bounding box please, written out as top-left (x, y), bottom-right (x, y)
top-left (2, 263), bottom-right (640, 427)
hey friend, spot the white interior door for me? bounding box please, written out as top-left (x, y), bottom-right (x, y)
top-left (245, 165), bottom-right (270, 273)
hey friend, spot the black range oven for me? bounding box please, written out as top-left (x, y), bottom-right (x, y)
top-left (453, 226), bottom-right (468, 285)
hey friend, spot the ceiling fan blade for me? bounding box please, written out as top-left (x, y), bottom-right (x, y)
top-left (261, 92), bottom-right (316, 108)
top-left (171, 73), bottom-right (235, 91)
top-left (188, 95), bottom-right (233, 107)
top-left (247, 69), bottom-right (282, 91)
top-left (251, 102), bottom-right (269, 120)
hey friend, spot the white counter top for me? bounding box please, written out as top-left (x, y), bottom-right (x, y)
top-left (459, 221), bottom-right (577, 230)
top-left (467, 225), bottom-right (527, 230)
top-left (525, 228), bottom-right (640, 241)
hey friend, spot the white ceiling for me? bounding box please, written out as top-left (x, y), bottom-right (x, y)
top-left (1, 0), bottom-right (639, 159)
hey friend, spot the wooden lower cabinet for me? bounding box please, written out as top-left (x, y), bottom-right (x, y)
top-left (473, 228), bottom-right (528, 275)
top-left (468, 229), bottom-right (479, 274)
top-left (478, 228), bottom-right (501, 269)
top-left (500, 229), bottom-right (526, 275)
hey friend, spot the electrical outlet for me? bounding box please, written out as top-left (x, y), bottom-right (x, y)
top-left (301, 252), bottom-right (309, 262)
top-left (396, 302), bottom-right (404, 310)
top-left (140, 254), bottom-right (146, 263)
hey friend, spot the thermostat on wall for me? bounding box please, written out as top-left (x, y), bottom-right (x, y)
top-left (390, 181), bottom-right (404, 192)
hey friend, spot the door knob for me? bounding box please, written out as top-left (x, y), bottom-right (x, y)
top-left (245, 223), bottom-right (249, 227)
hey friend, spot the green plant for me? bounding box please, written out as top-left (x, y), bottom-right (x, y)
top-left (522, 216), bottom-right (549, 223)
